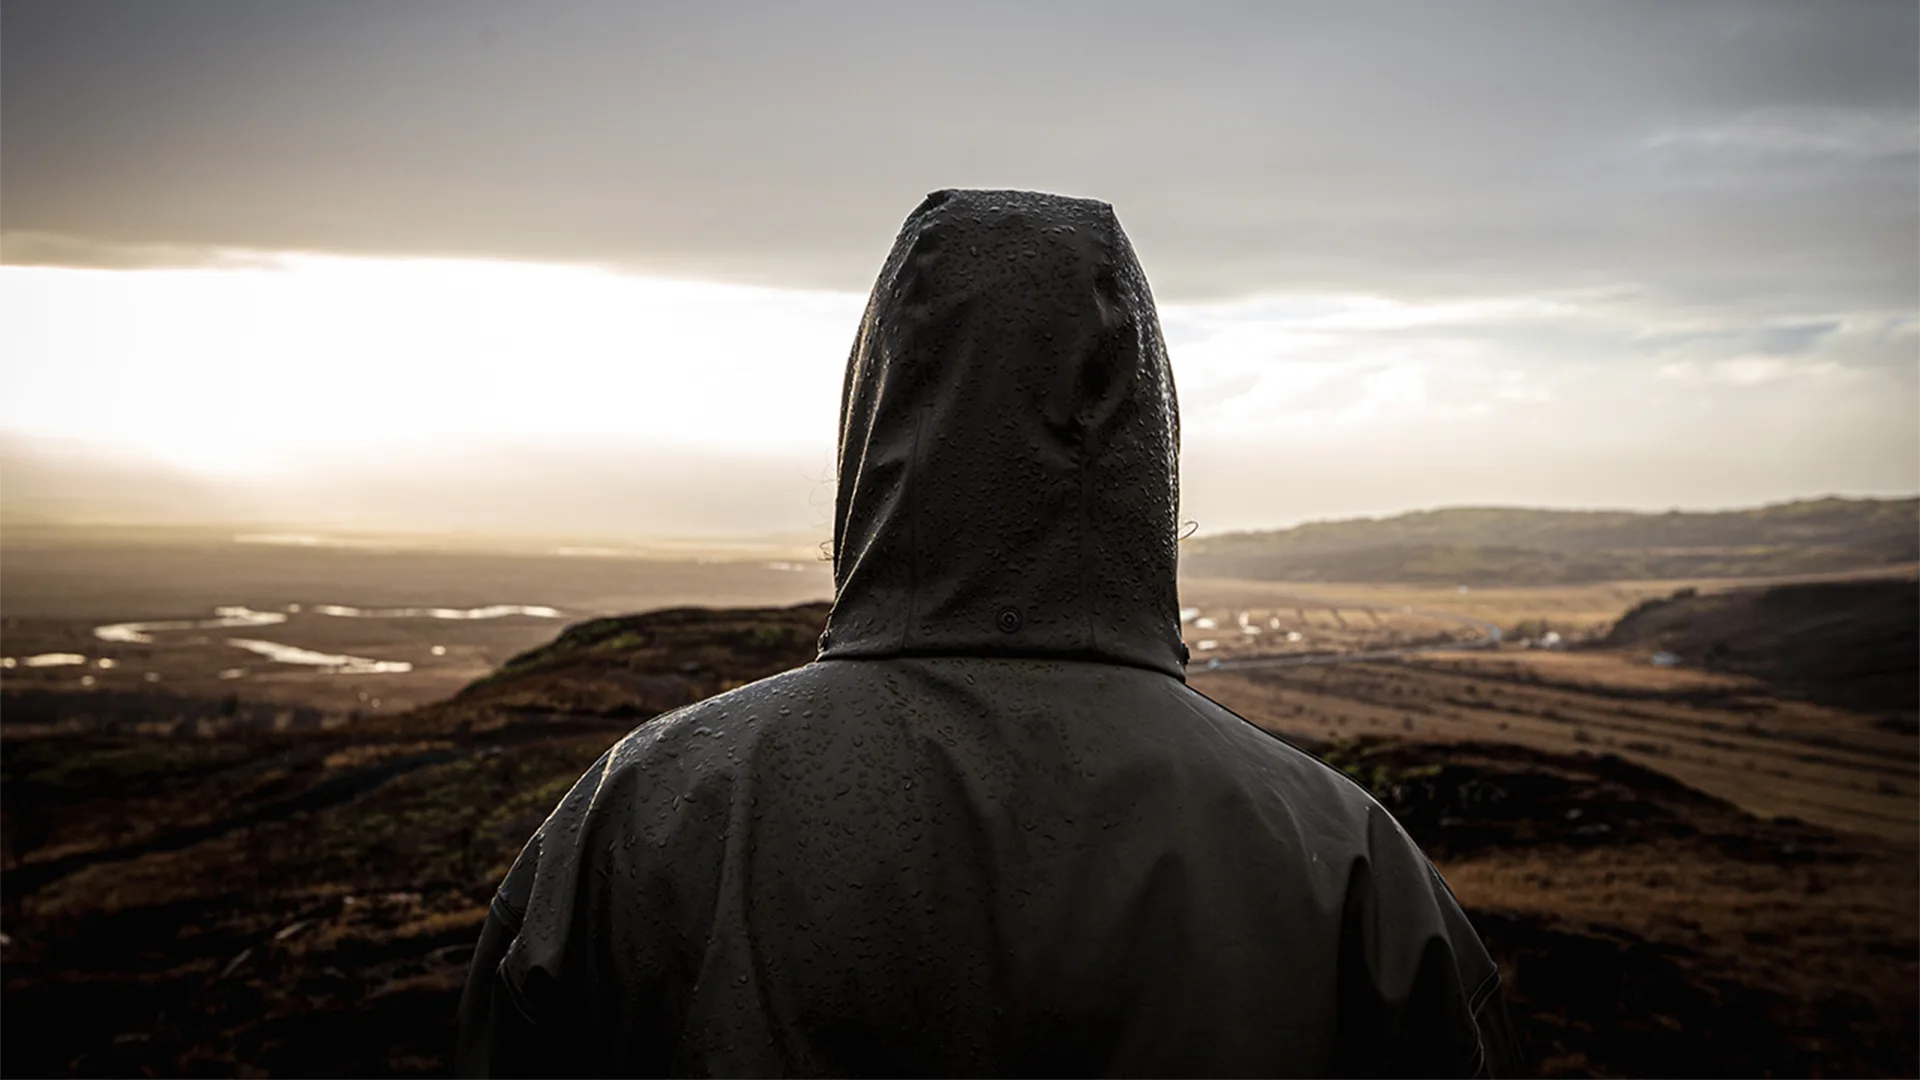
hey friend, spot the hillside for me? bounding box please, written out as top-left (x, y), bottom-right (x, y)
top-left (1180, 496), bottom-right (1918, 584)
top-left (2, 603), bottom-right (831, 1077)
top-left (3, 600), bottom-right (1915, 1077)
top-left (1605, 578), bottom-right (1918, 721)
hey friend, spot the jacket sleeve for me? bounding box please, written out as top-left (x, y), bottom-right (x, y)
top-left (454, 754), bottom-right (615, 1079)
top-left (1428, 861), bottom-right (1527, 1078)
top-left (454, 882), bottom-right (538, 1078)
top-left (1332, 814), bottom-right (1529, 1077)
top-left (1468, 973), bottom-right (1527, 1078)
top-left (455, 840), bottom-right (607, 1078)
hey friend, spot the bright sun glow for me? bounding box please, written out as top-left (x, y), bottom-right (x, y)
top-left (1, 251), bottom-right (1911, 530)
top-left (0, 254), bottom-right (865, 474)
top-left (0, 252), bottom-right (1601, 474)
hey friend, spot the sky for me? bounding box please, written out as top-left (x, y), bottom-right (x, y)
top-left (2, 0), bottom-right (1915, 536)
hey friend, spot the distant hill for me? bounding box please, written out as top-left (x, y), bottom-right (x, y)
top-left (1180, 497), bottom-right (1919, 585)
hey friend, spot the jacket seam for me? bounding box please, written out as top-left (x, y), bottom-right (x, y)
top-left (902, 403), bottom-right (931, 652)
top-left (490, 891), bottom-right (526, 928)
top-left (1465, 973), bottom-right (1502, 1078)
top-left (1468, 967), bottom-right (1502, 1015)
top-left (1078, 437), bottom-right (1097, 655)
top-left (486, 894), bottom-right (541, 1028)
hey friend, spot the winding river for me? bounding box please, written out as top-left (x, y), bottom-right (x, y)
top-left (58, 602), bottom-right (570, 677)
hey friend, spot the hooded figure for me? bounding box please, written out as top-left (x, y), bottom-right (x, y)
top-left (457, 190), bottom-right (1523, 1077)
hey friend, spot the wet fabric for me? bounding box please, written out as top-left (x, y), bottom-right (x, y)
top-left (458, 190), bottom-right (1524, 1077)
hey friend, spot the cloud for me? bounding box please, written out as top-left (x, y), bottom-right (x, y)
top-left (2, 0), bottom-right (1912, 311)
top-left (2, 0), bottom-right (1912, 533)
top-left (0, 252), bottom-right (1910, 535)
top-left (1655, 356), bottom-right (1853, 387)
top-left (1639, 108), bottom-right (1918, 161)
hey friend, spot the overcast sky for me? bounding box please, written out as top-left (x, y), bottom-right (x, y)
top-left (2, 0), bottom-right (1914, 535)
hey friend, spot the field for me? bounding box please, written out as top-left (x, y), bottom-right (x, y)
top-left (2, 527), bottom-right (1915, 1076)
top-left (1196, 647), bottom-right (1913, 840)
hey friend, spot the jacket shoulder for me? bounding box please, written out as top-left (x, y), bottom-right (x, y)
top-left (601, 662), bottom-right (827, 765)
top-left (1168, 682), bottom-right (1393, 816)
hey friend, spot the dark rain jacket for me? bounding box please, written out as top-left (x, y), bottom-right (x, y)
top-left (457, 189), bottom-right (1524, 1077)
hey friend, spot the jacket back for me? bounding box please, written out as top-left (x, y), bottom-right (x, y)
top-left (457, 190), bottom-right (1520, 1077)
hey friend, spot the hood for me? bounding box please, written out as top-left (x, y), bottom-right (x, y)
top-left (818, 189), bottom-right (1186, 678)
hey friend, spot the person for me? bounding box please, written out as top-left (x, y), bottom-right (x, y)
top-left (456, 189), bottom-right (1524, 1077)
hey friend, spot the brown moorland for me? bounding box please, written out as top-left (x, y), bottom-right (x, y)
top-left (3, 579), bottom-right (1915, 1077)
